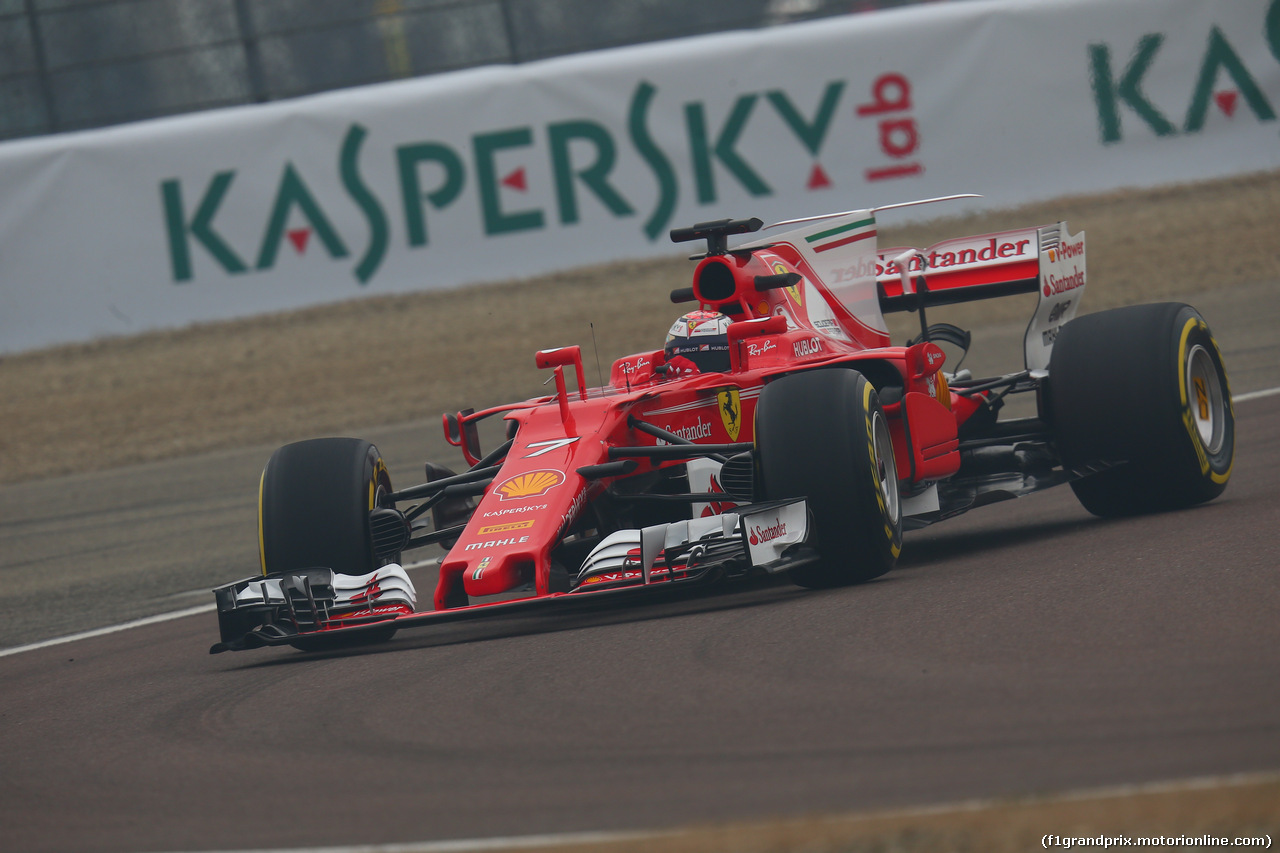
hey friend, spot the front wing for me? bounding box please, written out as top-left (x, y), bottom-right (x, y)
top-left (210, 499), bottom-right (812, 653)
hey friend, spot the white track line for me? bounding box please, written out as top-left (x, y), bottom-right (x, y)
top-left (5, 385), bottom-right (1278, 660)
top-left (1234, 386), bottom-right (1280, 403)
top-left (0, 557), bottom-right (441, 659)
top-left (166, 770), bottom-right (1280, 853)
top-left (0, 604), bottom-right (218, 659)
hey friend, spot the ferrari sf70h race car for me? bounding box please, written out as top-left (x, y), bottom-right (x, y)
top-left (211, 194), bottom-right (1235, 653)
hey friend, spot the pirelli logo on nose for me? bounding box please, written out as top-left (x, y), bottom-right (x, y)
top-left (494, 469), bottom-right (565, 501)
top-left (476, 520), bottom-right (535, 535)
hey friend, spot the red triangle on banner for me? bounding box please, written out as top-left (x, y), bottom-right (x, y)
top-left (1215, 91), bottom-right (1238, 117)
top-left (287, 228), bottom-right (310, 253)
top-left (807, 163), bottom-right (831, 190)
top-left (502, 168), bottom-right (527, 191)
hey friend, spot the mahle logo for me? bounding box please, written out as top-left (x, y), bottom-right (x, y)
top-left (1088, 5), bottom-right (1278, 143)
top-left (160, 74), bottom-right (919, 286)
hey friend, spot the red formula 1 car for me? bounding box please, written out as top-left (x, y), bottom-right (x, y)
top-left (211, 196), bottom-right (1235, 653)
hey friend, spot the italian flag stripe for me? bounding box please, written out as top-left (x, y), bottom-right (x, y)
top-left (806, 217), bottom-right (875, 242)
top-left (806, 217), bottom-right (876, 253)
top-left (812, 228), bottom-right (876, 253)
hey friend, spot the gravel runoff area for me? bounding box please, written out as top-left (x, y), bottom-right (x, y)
top-left (2, 170), bottom-right (1277, 486)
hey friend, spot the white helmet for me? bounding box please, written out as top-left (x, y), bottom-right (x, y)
top-left (664, 311), bottom-right (731, 373)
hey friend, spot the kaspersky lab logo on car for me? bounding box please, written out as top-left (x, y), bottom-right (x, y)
top-left (159, 74), bottom-right (926, 286)
top-left (1087, 3), bottom-right (1279, 143)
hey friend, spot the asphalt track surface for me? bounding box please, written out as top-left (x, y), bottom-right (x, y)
top-left (2, 288), bottom-right (1278, 853)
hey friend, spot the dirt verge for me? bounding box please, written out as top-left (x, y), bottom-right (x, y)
top-left (499, 775), bottom-right (1280, 853)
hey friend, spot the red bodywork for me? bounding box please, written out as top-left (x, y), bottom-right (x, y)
top-left (213, 204), bottom-right (1088, 653)
top-left (431, 233), bottom-right (1000, 611)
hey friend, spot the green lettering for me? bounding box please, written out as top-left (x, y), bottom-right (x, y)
top-left (1088, 35), bottom-right (1176, 143)
top-left (473, 128), bottom-right (543, 236)
top-left (547, 120), bottom-right (634, 225)
top-left (256, 164), bottom-right (349, 270)
top-left (628, 81), bottom-right (678, 241)
top-left (161, 172), bottom-right (247, 281)
top-left (1184, 27), bottom-right (1276, 132)
top-left (1269, 0), bottom-right (1280, 65)
top-left (396, 141), bottom-right (465, 247)
top-left (340, 123), bottom-right (389, 285)
top-left (766, 82), bottom-right (845, 155)
top-left (685, 95), bottom-right (771, 205)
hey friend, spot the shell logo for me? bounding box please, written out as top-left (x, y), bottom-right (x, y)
top-left (494, 469), bottom-right (565, 501)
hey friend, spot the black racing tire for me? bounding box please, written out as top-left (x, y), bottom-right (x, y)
top-left (258, 437), bottom-right (398, 648)
top-left (1047, 303), bottom-right (1234, 518)
top-left (756, 369), bottom-right (902, 588)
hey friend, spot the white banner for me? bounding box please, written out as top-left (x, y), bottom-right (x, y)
top-left (1, 0), bottom-right (1277, 353)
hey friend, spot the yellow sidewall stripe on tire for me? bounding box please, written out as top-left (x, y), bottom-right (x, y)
top-left (863, 380), bottom-right (901, 559)
top-left (1209, 336), bottom-right (1234, 486)
top-left (1177, 317), bottom-right (1232, 485)
top-left (257, 469), bottom-right (267, 576)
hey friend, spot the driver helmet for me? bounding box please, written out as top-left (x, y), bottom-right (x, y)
top-left (664, 310), bottom-right (732, 374)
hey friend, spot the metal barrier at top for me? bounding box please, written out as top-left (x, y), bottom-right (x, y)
top-left (0, 0), bottom-right (948, 142)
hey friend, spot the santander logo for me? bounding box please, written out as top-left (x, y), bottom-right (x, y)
top-left (748, 519), bottom-right (787, 546)
top-left (1043, 269), bottom-right (1084, 297)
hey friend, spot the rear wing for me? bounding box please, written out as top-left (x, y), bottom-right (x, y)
top-left (879, 222), bottom-right (1086, 370)
top-left (745, 197), bottom-right (1085, 369)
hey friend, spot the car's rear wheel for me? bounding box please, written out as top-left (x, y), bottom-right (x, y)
top-left (1047, 302), bottom-right (1234, 517)
top-left (756, 369), bottom-right (902, 588)
top-left (259, 437), bottom-right (399, 648)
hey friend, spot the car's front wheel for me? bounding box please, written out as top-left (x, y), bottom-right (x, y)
top-left (259, 437), bottom-right (399, 648)
top-left (756, 369), bottom-right (902, 588)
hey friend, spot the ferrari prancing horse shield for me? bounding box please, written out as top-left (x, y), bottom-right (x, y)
top-left (718, 388), bottom-right (742, 441)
